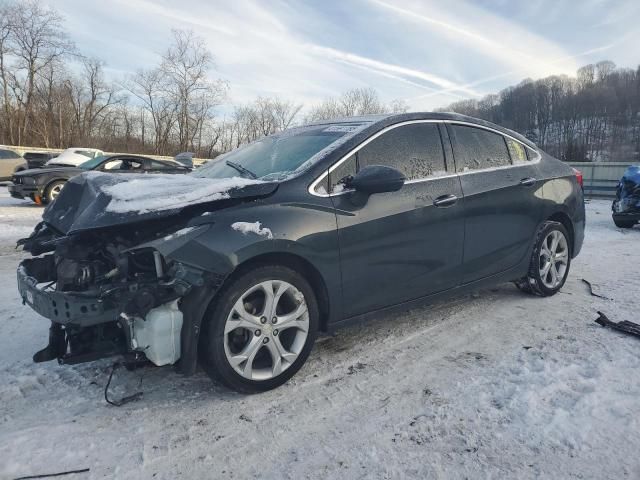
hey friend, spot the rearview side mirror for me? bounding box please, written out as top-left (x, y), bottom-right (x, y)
top-left (347, 165), bottom-right (405, 194)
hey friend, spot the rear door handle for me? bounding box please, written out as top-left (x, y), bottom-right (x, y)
top-left (519, 177), bottom-right (537, 187)
top-left (433, 194), bottom-right (458, 207)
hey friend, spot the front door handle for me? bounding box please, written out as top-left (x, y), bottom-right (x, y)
top-left (519, 177), bottom-right (536, 187)
top-left (433, 194), bottom-right (458, 207)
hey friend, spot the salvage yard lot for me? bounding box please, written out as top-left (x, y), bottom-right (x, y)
top-left (0, 188), bottom-right (638, 480)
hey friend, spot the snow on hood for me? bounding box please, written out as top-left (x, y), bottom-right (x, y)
top-left (91, 172), bottom-right (262, 214)
top-left (41, 172), bottom-right (278, 235)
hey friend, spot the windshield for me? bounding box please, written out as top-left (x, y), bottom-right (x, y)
top-left (193, 123), bottom-right (369, 181)
top-left (79, 155), bottom-right (108, 170)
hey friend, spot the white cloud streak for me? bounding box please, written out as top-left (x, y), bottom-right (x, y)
top-left (369, 0), bottom-right (580, 78)
top-left (305, 44), bottom-right (481, 97)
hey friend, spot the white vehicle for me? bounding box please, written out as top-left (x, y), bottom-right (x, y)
top-left (45, 148), bottom-right (104, 167)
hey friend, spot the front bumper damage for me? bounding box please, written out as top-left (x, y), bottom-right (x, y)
top-left (9, 182), bottom-right (38, 200)
top-left (17, 223), bottom-right (224, 374)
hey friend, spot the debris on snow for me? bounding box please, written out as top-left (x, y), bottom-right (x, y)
top-left (581, 278), bottom-right (611, 300)
top-left (13, 467), bottom-right (91, 479)
top-left (231, 221), bottom-right (273, 239)
top-left (595, 311), bottom-right (640, 338)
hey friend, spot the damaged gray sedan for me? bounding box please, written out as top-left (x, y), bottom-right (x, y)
top-left (16, 112), bottom-right (585, 393)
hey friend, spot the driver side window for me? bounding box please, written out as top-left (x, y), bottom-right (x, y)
top-left (103, 158), bottom-right (143, 171)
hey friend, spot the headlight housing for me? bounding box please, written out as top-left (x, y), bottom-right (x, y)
top-left (22, 176), bottom-right (36, 185)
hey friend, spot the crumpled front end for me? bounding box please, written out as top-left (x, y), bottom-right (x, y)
top-left (17, 221), bottom-right (221, 370)
top-left (612, 165), bottom-right (640, 222)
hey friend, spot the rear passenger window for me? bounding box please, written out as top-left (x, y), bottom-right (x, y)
top-left (452, 125), bottom-right (511, 171)
top-left (506, 138), bottom-right (528, 164)
top-left (357, 123), bottom-right (446, 181)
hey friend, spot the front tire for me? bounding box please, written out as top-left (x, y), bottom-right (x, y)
top-left (515, 221), bottom-right (571, 297)
top-left (200, 265), bottom-right (319, 393)
top-left (44, 180), bottom-right (66, 204)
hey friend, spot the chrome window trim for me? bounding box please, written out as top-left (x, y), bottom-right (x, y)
top-left (308, 119), bottom-right (540, 198)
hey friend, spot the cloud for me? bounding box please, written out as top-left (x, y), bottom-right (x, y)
top-left (52, 0), bottom-right (639, 113)
top-left (304, 44), bottom-right (481, 97)
top-left (369, 0), bottom-right (580, 78)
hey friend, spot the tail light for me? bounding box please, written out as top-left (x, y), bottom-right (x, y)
top-left (572, 168), bottom-right (583, 189)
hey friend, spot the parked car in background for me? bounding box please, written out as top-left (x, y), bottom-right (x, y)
top-left (0, 147), bottom-right (24, 181)
top-left (612, 165), bottom-right (640, 228)
top-left (13, 151), bottom-right (60, 173)
top-left (10, 154), bottom-right (190, 204)
top-left (16, 112), bottom-right (585, 393)
top-left (45, 147), bottom-right (104, 167)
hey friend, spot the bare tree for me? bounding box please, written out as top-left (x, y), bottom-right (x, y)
top-left (69, 58), bottom-right (119, 142)
top-left (161, 29), bottom-right (226, 152)
top-left (8, 0), bottom-right (74, 143)
top-left (306, 87), bottom-right (395, 122)
top-left (443, 61), bottom-right (640, 163)
top-left (0, 2), bottom-right (15, 143)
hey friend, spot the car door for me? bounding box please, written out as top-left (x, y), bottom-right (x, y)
top-left (447, 123), bottom-right (542, 284)
top-left (325, 121), bottom-right (465, 318)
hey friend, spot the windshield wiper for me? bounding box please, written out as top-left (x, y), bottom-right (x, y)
top-left (226, 160), bottom-right (257, 179)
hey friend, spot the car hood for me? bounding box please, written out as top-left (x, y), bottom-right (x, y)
top-left (42, 172), bottom-right (278, 235)
top-left (15, 166), bottom-right (83, 177)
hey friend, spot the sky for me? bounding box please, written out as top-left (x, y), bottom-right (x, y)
top-left (49, 0), bottom-right (640, 112)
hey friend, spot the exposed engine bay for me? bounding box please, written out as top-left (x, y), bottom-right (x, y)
top-left (18, 221), bottom-right (212, 369)
top-left (15, 171), bottom-right (278, 373)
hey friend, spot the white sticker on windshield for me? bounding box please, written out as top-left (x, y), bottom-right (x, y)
top-left (323, 125), bottom-right (361, 133)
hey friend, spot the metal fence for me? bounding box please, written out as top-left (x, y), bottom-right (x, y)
top-left (568, 162), bottom-right (634, 198)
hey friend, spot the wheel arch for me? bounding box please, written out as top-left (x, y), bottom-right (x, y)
top-left (43, 177), bottom-right (68, 196)
top-left (229, 251), bottom-right (331, 333)
top-left (547, 211), bottom-right (575, 255)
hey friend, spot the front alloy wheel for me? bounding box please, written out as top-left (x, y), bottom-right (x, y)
top-left (223, 280), bottom-right (310, 381)
top-left (201, 265), bottom-right (318, 393)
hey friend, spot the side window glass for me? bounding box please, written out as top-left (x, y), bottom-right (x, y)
top-left (357, 123), bottom-right (445, 180)
top-left (149, 160), bottom-right (174, 170)
top-left (506, 138), bottom-right (528, 164)
top-left (452, 125), bottom-right (511, 171)
top-left (313, 174), bottom-right (330, 195)
top-left (103, 160), bottom-right (122, 170)
top-left (329, 154), bottom-right (356, 193)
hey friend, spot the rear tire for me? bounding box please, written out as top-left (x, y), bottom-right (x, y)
top-left (613, 217), bottom-right (636, 229)
top-left (200, 265), bottom-right (319, 393)
top-left (515, 221), bottom-right (571, 297)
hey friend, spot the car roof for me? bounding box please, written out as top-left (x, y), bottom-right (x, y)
top-left (303, 112), bottom-right (536, 149)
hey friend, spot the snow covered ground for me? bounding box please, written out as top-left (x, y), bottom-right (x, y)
top-left (0, 188), bottom-right (639, 480)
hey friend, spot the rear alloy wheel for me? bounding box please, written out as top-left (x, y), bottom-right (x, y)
top-left (44, 180), bottom-right (66, 204)
top-left (200, 265), bottom-right (318, 393)
top-left (516, 221), bottom-right (571, 296)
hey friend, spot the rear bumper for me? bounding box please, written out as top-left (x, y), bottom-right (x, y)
top-left (9, 183), bottom-right (38, 200)
top-left (612, 212), bottom-right (640, 222)
top-left (18, 256), bottom-right (120, 327)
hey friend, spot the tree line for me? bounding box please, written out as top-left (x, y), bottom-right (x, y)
top-left (442, 61), bottom-right (640, 162)
top-left (0, 0), bottom-right (406, 158)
